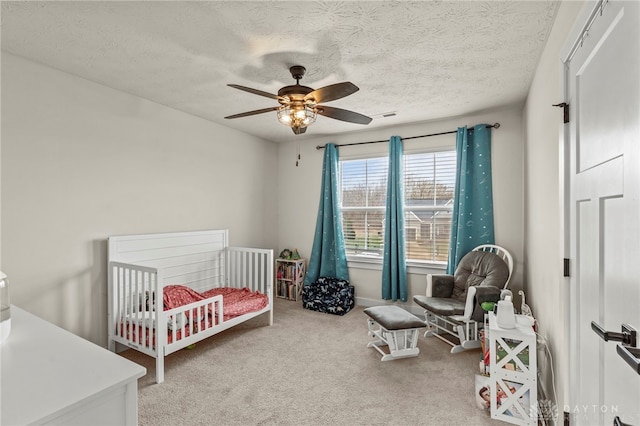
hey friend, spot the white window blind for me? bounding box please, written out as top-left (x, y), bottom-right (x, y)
top-left (339, 149), bottom-right (456, 264)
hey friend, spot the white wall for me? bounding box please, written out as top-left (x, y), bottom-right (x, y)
top-left (278, 105), bottom-right (525, 310)
top-left (1, 53), bottom-right (279, 346)
top-left (523, 0), bottom-right (584, 413)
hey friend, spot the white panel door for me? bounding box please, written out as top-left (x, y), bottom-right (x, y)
top-left (567, 1), bottom-right (640, 425)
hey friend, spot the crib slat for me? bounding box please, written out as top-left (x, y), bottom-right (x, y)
top-left (140, 270), bottom-right (144, 347)
top-left (241, 251), bottom-right (247, 287)
top-left (138, 270), bottom-right (143, 347)
top-left (170, 312), bottom-right (177, 344)
top-left (115, 265), bottom-right (121, 338)
top-left (148, 271), bottom-right (153, 349)
top-left (257, 252), bottom-right (262, 293)
top-left (251, 252), bottom-right (255, 291)
top-left (127, 268), bottom-right (134, 342)
top-left (234, 250), bottom-right (240, 287)
top-left (196, 306), bottom-right (202, 333)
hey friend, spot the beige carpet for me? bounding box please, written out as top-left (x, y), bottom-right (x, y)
top-left (120, 298), bottom-right (496, 426)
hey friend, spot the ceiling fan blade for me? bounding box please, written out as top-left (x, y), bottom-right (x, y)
top-left (227, 84), bottom-right (282, 101)
top-left (316, 105), bottom-right (372, 125)
top-left (224, 106), bottom-right (279, 119)
top-left (304, 82), bottom-right (359, 104)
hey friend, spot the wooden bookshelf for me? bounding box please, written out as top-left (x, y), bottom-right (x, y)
top-left (275, 258), bottom-right (306, 301)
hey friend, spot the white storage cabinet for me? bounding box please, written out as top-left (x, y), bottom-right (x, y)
top-left (488, 311), bottom-right (537, 425)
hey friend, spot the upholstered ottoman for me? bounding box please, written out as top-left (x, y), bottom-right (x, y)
top-left (364, 305), bottom-right (426, 361)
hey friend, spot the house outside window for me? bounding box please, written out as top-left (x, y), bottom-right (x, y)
top-left (339, 149), bottom-right (456, 266)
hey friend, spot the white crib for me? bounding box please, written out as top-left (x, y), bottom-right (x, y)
top-left (107, 229), bottom-right (273, 384)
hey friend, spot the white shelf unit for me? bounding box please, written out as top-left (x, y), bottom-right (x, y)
top-left (275, 258), bottom-right (306, 301)
top-left (488, 311), bottom-right (537, 425)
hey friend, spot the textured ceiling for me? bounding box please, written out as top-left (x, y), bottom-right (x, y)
top-left (1, 1), bottom-right (560, 143)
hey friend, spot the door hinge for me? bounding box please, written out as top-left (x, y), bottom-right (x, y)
top-left (553, 102), bottom-right (570, 123)
top-left (564, 258), bottom-right (570, 277)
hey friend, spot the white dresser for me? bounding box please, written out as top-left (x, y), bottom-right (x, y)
top-left (1, 306), bottom-right (146, 425)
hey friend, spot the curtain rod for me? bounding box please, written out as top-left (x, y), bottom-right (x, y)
top-left (315, 122), bottom-right (500, 150)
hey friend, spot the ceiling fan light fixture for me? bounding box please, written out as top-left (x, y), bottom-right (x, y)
top-left (277, 104), bottom-right (316, 128)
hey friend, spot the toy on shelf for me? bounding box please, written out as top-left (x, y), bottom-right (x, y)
top-left (279, 248), bottom-right (292, 259)
top-left (280, 248), bottom-right (301, 260)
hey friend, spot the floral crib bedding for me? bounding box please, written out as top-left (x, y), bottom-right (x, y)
top-left (121, 284), bottom-right (268, 348)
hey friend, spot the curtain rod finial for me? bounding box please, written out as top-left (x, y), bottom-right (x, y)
top-left (493, 123), bottom-right (500, 129)
top-left (316, 145), bottom-right (324, 150)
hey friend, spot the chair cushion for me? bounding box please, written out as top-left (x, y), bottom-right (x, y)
top-left (363, 305), bottom-right (426, 330)
top-left (413, 295), bottom-right (465, 316)
top-left (470, 285), bottom-right (503, 321)
top-left (452, 251), bottom-right (509, 302)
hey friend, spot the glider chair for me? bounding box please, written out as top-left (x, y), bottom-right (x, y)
top-left (413, 245), bottom-right (513, 354)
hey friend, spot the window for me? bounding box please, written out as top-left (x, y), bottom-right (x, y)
top-left (339, 149), bottom-right (456, 265)
top-left (340, 157), bottom-right (387, 258)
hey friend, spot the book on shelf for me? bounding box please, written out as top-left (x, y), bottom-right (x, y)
top-left (288, 283), bottom-right (295, 300)
top-left (475, 374), bottom-right (491, 411)
top-left (494, 378), bottom-right (532, 421)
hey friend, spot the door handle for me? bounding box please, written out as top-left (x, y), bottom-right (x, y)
top-left (591, 321), bottom-right (637, 346)
top-left (613, 415), bottom-right (634, 426)
top-left (592, 321), bottom-right (640, 375)
top-left (616, 344), bottom-right (640, 375)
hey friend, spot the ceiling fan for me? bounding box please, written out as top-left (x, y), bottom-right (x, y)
top-left (225, 65), bottom-right (372, 135)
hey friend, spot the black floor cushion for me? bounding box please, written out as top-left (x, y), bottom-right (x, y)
top-left (302, 277), bottom-right (354, 316)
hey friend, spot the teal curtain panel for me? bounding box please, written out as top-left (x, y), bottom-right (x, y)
top-left (381, 136), bottom-right (408, 302)
top-left (447, 124), bottom-right (495, 274)
top-left (305, 143), bottom-right (350, 285)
